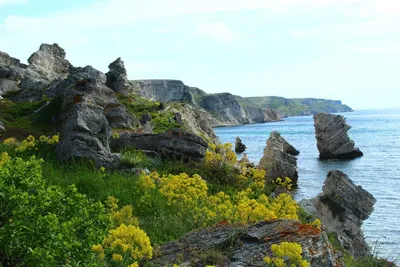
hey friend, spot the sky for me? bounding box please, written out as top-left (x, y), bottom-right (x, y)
top-left (1, 0), bottom-right (399, 110)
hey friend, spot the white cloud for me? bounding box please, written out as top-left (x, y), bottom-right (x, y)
top-left (0, 0), bottom-right (27, 6)
top-left (196, 22), bottom-right (237, 42)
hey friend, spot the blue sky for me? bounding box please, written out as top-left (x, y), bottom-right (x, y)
top-left (1, 0), bottom-right (399, 109)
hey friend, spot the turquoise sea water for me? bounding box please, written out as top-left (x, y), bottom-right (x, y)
top-left (214, 109), bottom-right (400, 260)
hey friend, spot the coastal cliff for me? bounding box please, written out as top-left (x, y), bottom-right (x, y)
top-left (132, 79), bottom-right (352, 127)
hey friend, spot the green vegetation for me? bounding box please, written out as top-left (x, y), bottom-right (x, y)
top-left (116, 93), bottom-right (182, 134)
top-left (328, 233), bottom-right (397, 267)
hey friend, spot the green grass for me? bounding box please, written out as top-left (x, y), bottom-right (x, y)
top-left (116, 93), bottom-right (182, 134)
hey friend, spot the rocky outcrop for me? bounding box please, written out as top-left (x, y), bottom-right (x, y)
top-left (201, 93), bottom-right (249, 125)
top-left (235, 136), bottom-right (246, 153)
top-left (300, 170), bottom-right (376, 258)
top-left (264, 108), bottom-right (281, 121)
top-left (313, 113), bottom-right (363, 159)
top-left (110, 129), bottom-right (208, 161)
top-left (0, 121), bottom-right (5, 133)
top-left (171, 104), bottom-right (217, 143)
top-left (55, 66), bottom-right (124, 168)
top-left (106, 57), bottom-right (131, 93)
top-left (56, 102), bottom-right (120, 168)
top-left (152, 219), bottom-right (343, 267)
top-left (258, 131), bottom-right (299, 183)
top-left (27, 43), bottom-right (72, 81)
top-left (0, 43), bottom-right (73, 100)
top-left (133, 79), bottom-right (193, 103)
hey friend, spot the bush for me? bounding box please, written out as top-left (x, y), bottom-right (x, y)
top-left (0, 155), bottom-right (110, 266)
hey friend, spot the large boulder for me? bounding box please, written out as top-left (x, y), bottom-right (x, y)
top-left (56, 102), bottom-right (120, 168)
top-left (152, 219), bottom-right (343, 267)
top-left (27, 43), bottom-right (72, 81)
top-left (300, 170), bottom-right (376, 258)
top-left (106, 57), bottom-right (131, 93)
top-left (258, 131), bottom-right (299, 183)
top-left (110, 129), bottom-right (208, 162)
top-left (313, 113), bottom-right (363, 159)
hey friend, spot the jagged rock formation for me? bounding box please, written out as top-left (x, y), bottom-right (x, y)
top-left (0, 43), bottom-right (73, 101)
top-left (151, 219), bottom-right (343, 267)
top-left (300, 170), bottom-right (376, 258)
top-left (313, 113), bottom-right (363, 159)
top-left (235, 136), bottom-right (246, 153)
top-left (110, 129), bottom-right (207, 161)
top-left (106, 57), bottom-right (131, 92)
top-left (55, 66), bottom-right (123, 168)
top-left (170, 104), bottom-right (217, 143)
top-left (27, 43), bottom-right (72, 81)
top-left (258, 131), bottom-right (299, 183)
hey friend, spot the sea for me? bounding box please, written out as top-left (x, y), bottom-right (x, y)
top-left (214, 109), bottom-right (400, 261)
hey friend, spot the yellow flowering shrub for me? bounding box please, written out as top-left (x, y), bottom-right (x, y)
top-left (205, 142), bottom-right (237, 166)
top-left (137, 171), bottom-right (299, 226)
top-left (106, 196), bottom-right (140, 228)
top-left (310, 218), bottom-right (322, 229)
top-left (273, 177), bottom-right (294, 190)
top-left (3, 134), bottom-right (59, 153)
top-left (93, 224), bottom-right (152, 265)
top-left (0, 152), bottom-right (11, 166)
top-left (264, 242), bottom-right (309, 267)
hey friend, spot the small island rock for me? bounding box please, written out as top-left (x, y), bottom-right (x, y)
top-left (235, 136), bottom-right (246, 153)
top-left (313, 112), bottom-right (363, 159)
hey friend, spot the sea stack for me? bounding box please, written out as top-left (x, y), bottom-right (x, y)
top-left (313, 113), bottom-right (363, 159)
top-left (300, 170), bottom-right (376, 258)
top-left (235, 136), bottom-right (246, 153)
top-left (258, 131), bottom-right (299, 183)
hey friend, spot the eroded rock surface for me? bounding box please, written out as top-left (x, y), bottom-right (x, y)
top-left (300, 170), bottom-right (376, 258)
top-left (314, 113), bottom-right (363, 159)
top-left (235, 136), bottom-right (246, 153)
top-left (110, 129), bottom-right (208, 161)
top-left (152, 219), bottom-right (343, 267)
top-left (106, 57), bottom-right (131, 93)
top-left (258, 131), bottom-right (299, 182)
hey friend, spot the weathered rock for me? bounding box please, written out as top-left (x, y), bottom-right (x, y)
top-left (264, 108), bottom-right (281, 122)
top-left (239, 153), bottom-right (250, 164)
top-left (110, 129), bottom-right (208, 161)
top-left (201, 93), bottom-right (250, 125)
top-left (133, 79), bottom-right (193, 103)
top-left (235, 136), bottom-right (246, 153)
top-left (0, 121), bottom-right (5, 133)
top-left (0, 51), bottom-right (21, 67)
top-left (104, 104), bottom-right (140, 129)
top-left (51, 65), bottom-right (116, 105)
top-left (173, 112), bottom-right (183, 124)
top-left (152, 219), bottom-right (343, 267)
top-left (56, 102), bottom-right (120, 168)
top-left (27, 43), bottom-right (72, 81)
top-left (106, 57), bottom-right (131, 92)
top-left (140, 113), bottom-right (152, 125)
top-left (258, 131), bottom-right (299, 183)
top-left (313, 113), bottom-right (363, 159)
top-left (300, 170), bottom-right (376, 258)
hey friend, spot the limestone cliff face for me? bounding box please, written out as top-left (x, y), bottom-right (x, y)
top-left (132, 79), bottom-right (193, 103)
top-left (131, 80), bottom-right (281, 127)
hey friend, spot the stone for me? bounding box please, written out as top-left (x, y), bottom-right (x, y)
top-left (151, 219), bottom-right (343, 267)
top-left (300, 170), bottom-right (376, 258)
top-left (132, 79), bottom-right (193, 103)
top-left (235, 136), bottom-right (246, 153)
top-left (106, 57), bottom-right (131, 92)
top-left (104, 104), bottom-right (140, 129)
top-left (258, 131), bottom-right (299, 183)
top-left (27, 43), bottom-right (72, 81)
top-left (56, 102), bottom-right (120, 168)
top-left (264, 108), bottom-right (281, 122)
top-left (313, 113), bottom-right (363, 159)
top-left (140, 113), bottom-right (152, 125)
top-left (0, 121), bottom-right (5, 133)
top-left (173, 112), bottom-right (183, 124)
top-left (110, 128), bottom-right (208, 162)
